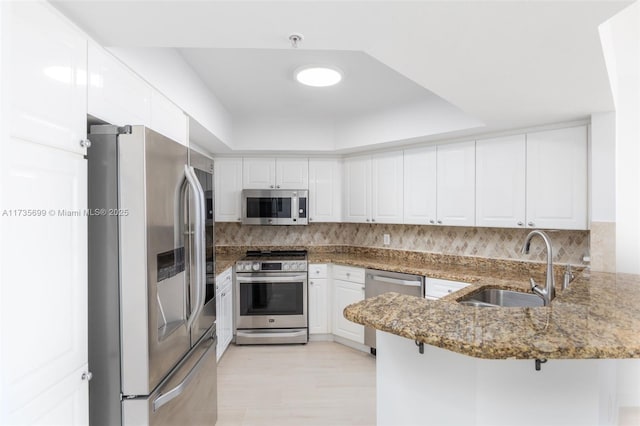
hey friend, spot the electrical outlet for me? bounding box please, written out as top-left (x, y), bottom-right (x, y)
top-left (383, 234), bottom-right (391, 246)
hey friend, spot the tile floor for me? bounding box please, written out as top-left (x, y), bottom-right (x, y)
top-left (216, 341), bottom-right (376, 426)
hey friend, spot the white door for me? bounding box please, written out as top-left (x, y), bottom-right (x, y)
top-left (308, 159), bottom-right (342, 222)
top-left (309, 278), bottom-right (329, 334)
top-left (275, 158), bottom-right (309, 189)
top-left (526, 126), bottom-right (588, 230)
top-left (243, 158), bottom-right (276, 189)
top-left (476, 135), bottom-right (526, 228)
top-left (404, 146), bottom-right (437, 225)
top-left (7, 1), bottom-right (87, 155)
top-left (1, 2), bottom-right (89, 424)
top-left (343, 156), bottom-right (371, 223)
top-left (372, 151), bottom-right (404, 224)
top-left (1, 139), bottom-right (88, 424)
top-left (333, 280), bottom-right (365, 343)
top-left (436, 141), bottom-right (476, 226)
top-left (214, 158), bottom-right (243, 222)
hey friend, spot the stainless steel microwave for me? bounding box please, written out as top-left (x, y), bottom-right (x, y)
top-left (241, 189), bottom-right (308, 225)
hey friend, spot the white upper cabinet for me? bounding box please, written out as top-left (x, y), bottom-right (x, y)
top-left (308, 159), bottom-right (342, 222)
top-left (404, 146), bottom-right (437, 225)
top-left (476, 135), bottom-right (526, 228)
top-left (150, 90), bottom-right (188, 146)
top-left (371, 151), bottom-right (404, 224)
top-left (7, 1), bottom-right (87, 155)
top-left (526, 126), bottom-right (588, 230)
top-left (436, 141), bottom-right (476, 226)
top-left (88, 41), bottom-right (151, 128)
top-left (275, 158), bottom-right (309, 189)
top-left (88, 42), bottom-right (187, 146)
top-left (242, 158), bottom-right (308, 189)
top-left (343, 155), bottom-right (372, 223)
top-left (214, 158), bottom-right (243, 222)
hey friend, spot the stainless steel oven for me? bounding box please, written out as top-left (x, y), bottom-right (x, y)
top-left (235, 251), bottom-right (308, 344)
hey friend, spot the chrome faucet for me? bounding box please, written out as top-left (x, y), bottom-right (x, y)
top-left (521, 230), bottom-right (555, 306)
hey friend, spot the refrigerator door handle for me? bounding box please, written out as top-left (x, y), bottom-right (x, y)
top-left (184, 165), bottom-right (206, 331)
top-left (152, 335), bottom-right (217, 412)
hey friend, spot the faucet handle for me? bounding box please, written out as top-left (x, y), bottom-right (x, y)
top-left (529, 277), bottom-right (538, 291)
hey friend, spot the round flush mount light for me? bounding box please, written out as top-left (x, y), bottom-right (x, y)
top-left (295, 66), bottom-right (343, 87)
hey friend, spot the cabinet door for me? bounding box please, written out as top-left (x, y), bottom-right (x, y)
top-left (276, 158), bottom-right (309, 189)
top-left (243, 158), bottom-right (276, 189)
top-left (221, 281), bottom-right (233, 353)
top-left (88, 41), bottom-right (151, 128)
top-left (436, 141), bottom-right (476, 226)
top-left (372, 151), bottom-right (404, 224)
top-left (343, 156), bottom-right (371, 223)
top-left (7, 1), bottom-right (87, 155)
top-left (150, 90), bottom-right (188, 146)
top-left (309, 278), bottom-right (329, 334)
top-left (308, 159), bottom-right (342, 222)
top-left (476, 135), bottom-right (526, 228)
top-left (526, 126), bottom-right (588, 230)
top-left (214, 158), bottom-right (243, 222)
top-left (333, 280), bottom-right (365, 343)
top-left (404, 146), bottom-right (437, 225)
top-left (1, 139), bottom-right (88, 424)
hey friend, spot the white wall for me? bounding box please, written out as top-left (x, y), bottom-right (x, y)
top-left (599, 0), bottom-right (640, 414)
top-left (108, 47), bottom-right (233, 150)
top-left (599, 1), bottom-right (640, 275)
top-left (334, 100), bottom-right (484, 151)
top-left (590, 111), bottom-right (616, 222)
top-left (233, 116), bottom-right (335, 152)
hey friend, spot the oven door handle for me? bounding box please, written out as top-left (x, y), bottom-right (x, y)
top-left (236, 275), bottom-right (308, 283)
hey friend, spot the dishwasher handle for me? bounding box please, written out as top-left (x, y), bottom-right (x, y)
top-left (369, 275), bottom-right (422, 287)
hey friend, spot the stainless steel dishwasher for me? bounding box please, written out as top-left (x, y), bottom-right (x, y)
top-left (364, 269), bottom-right (424, 354)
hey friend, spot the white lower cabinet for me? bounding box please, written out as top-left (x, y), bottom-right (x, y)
top-left (425, 277), bottom-right (470, 300)
top-left (215, 267), bottom-right (233, 361)
top-left (332, 266), bottom-right (365, 344)
top-left (309, 264), bottom-right (330, 334)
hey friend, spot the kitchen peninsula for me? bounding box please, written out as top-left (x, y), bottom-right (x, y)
top-left (344, 270), bottom-right (640, 426)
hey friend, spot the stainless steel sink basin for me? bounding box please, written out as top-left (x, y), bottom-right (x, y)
top-left (458, 288), bottom-right (545, 308)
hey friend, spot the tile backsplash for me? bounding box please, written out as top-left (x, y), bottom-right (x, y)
top-left (215, 223), bottom-right (589, 265)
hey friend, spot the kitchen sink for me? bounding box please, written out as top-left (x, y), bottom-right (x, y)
top-left (458, 288), bottom-right (545, 308)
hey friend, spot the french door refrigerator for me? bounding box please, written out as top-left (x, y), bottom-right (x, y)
top-left (87, 125), bottom-right (217, 425)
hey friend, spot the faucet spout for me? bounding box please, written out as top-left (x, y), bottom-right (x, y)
top-left (521, 230), bottom-right (555, 306)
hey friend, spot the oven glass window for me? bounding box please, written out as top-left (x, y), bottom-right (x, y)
top-left (246, 197), bottom-right (292, 218)
top-left (239, 282), bottom-right (303, 315)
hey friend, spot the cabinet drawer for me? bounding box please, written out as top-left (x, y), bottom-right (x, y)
top-left (332, 265), bottom-right (365, 284)
top-left (309, 264), bottom-right (328, 279)
top-left (425, 277), bottom-right (470, 299)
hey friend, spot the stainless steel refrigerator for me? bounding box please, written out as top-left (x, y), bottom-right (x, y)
top-left (87, 125), bottom-right (217, 425)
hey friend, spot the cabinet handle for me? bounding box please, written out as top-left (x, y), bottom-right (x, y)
top-left (366, 219), bottom-right (370, 222)
top-left (310, 281), bottom-right (314, 285)
top-left (309, 218), bottom-right (313, 221)
top-left (429, 219), bottom-right (435, 224)
top-left (517, 221), bottom-right (524, 226)
top-left (437, 220), bottom-right (443, 224)
top-left (270, 185), bottom-right (274, 189)
top-left (81, 371), bottom-right (93, 381)
top-left (80, 139), bottom-right (92, 148)
top-left (371, 218), bottom-right (375, 222)
top-left (361, 286), bottom-right (365, 291)
top-left (276, 185), bottom-right (281, 189)
top-left (528, 222), bottom-right (535, 227)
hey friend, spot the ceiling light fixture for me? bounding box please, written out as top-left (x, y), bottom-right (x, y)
top-left (295, 66), bottom-right (343, 87)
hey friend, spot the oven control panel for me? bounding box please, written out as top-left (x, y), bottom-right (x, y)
top-left (236, 261), bottom-right (308, 273)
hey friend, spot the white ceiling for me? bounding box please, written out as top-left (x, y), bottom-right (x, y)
top-left (52, 0), bottom-right (630, 152)
top-left (178, 48), bottom-right (456, 120)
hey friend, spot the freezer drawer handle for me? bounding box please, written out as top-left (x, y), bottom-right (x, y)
top-left (152, 336), bottom-right (217, 412)
top-left (370, 275), bottom-right (422, 287)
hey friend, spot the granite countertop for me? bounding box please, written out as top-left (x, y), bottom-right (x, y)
top-left (344, 271), bottom-right (640, 360)
top-left (214, 245), bottom-right (640, 359)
